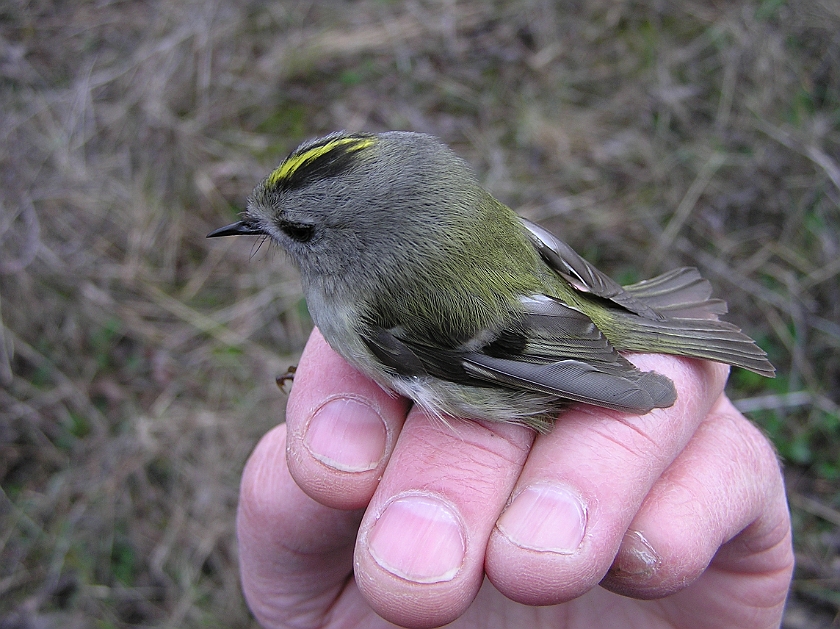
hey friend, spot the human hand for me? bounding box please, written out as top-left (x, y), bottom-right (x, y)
top-left (237, 328), bottom-right (793, 628)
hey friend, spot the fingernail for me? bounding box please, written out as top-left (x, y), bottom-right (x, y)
top-left (611, 530), bottom-right (661, 579)
top-left (496, 483), bottom-right (587, 553)
top-left (368, 494), bottom-right (466, 583)
top-left (304, 397), bottom-right (387, 472)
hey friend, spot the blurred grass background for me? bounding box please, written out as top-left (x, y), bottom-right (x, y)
top-left (1, 0), bottom-right (839, 627)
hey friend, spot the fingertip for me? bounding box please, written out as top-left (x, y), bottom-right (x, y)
top-left (288, 393), bottom-right (397, 510)
top-left (601, 393), bottom-right (791, 605)
top-left (601, 527), bottom-right (710, 599)
top-left (303, 396), bottom-right (389, 473)
top-left (351, 410), bottom-right (534, 626)
top-left (285, 328), bottom-right (410, 510)
top-left (354, 488), bottom-right (477, 629)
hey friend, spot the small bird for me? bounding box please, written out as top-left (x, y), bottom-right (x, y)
top-left (209, 131), bottom-right (774, 431)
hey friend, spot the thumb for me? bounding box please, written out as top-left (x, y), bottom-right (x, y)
top-left (237, 423), bottom-right (362, 628)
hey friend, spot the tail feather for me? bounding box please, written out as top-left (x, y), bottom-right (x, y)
top-left (623, 268), bottom-right (728, 317)
top-left (616, 314), bottom-right (775, 377)
top-left (606, 268), bottom-right (774, 377)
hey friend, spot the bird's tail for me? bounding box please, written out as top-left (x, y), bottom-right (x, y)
top-left (614, 268), bottom-right (775, 377)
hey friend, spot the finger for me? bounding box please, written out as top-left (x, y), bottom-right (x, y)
top-left (237, 423), bottom-right (364, 628)
top-left (285, 328), bottom-right (411, 510)
top-left (602, 394), bottom-right (792, 625)
top-left (353, 408), bottom-right (536, 629)
top-left (485, 354), bottom-right (729, 605)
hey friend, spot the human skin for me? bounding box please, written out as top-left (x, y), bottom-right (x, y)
top-left (237, 328), bottom-right (794, 629)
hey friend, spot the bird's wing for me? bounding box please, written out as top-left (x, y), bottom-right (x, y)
top-left (460, 294), bottom-right (676, 412)
top-left (460, 354), bottom-right (675, 413)
top-left (521, 217), bottom-right (733, 320)
top-left (520, 218), bottom-right (664, 320)
top-left (360, 295), bottom-right (676, 414)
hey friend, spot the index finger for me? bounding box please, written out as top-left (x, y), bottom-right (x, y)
top-left (285, 328), bottom-right (411, 510)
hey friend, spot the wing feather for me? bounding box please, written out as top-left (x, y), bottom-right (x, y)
top-left (360, 294), bottom-right (678, 414)
top-left (521, 218), bottom-right (665, 320)
top-left (462, 354), bottom-right (675, 413)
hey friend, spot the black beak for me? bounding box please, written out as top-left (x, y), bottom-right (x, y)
top-left (206, 221), bottom-right (265, 238)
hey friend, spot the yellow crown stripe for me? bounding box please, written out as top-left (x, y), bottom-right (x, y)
top-left (267, 136), bottom-right (376, 187)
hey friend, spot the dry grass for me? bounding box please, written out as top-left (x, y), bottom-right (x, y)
top-left (1, 0), bottom-right (839, 626)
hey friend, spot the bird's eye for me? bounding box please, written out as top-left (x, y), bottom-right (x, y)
top-left (279, 220), bottom-right (315, 243)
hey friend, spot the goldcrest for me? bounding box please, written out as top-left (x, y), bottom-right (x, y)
top-left (209, 131), bottom-right (773, 431)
